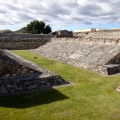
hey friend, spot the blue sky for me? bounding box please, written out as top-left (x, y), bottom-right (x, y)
top-left (0, 0), bottom-right (120, 32)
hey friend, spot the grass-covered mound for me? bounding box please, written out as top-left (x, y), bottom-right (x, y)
top-left (14, 27), bottom-right (27, 33)
top-left (0, 29), bottom-right (13, 33)
top-left (0, 50), bottom-right (120, 120)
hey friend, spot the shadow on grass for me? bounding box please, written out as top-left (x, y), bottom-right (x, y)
top-left (0, 88), bottom-right (68, 109)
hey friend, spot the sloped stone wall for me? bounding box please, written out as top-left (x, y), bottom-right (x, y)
top-left (73, 32), bottom-right (87, 37)
top-left (31, 38), bottom-right (120, 75)
top-left (51, 37), bottom-right (120, 45)
top-left (0, 42), bottom-right (46, 49)
top-left (51, 30), bottom-right (73, 37)
top-left (1, 31), bottom-right (120, 75)
top-left (0, 50), bottom-right (69, 94)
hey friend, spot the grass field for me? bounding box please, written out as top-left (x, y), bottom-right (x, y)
top-left (0, 50), bottom-right (120, 120)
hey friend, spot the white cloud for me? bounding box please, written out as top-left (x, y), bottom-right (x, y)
top-left (0, 0), bottom-right (120, 31)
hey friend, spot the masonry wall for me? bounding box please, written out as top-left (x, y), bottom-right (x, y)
top-left (1, 31), bottom-right (120, 75)
top-left (73, 29), bottom-right (120, 39)
top-left (0, 33), bottom-right (54, 49)
top-left (0, 50), bottom-right (68, 94)
top-left (0, 33), bottom-right (52, 38)
top-left (73, 32), bottom-right (87, 37)
top-left (0, 42), bottom-right (46, 49)
top-left (52, 37), bottom-right (120, 45)
top-left (87, 30), bottom-right (120, 38)
top-left (31, 37), bottom-right (120, 75)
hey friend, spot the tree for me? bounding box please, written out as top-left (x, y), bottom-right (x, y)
top-left (43, 25), bottom-right (52, 34)
top-left (26, 20), bottom-right (52, 34)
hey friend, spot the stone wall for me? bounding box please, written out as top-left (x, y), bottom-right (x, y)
top-left (0, 50), bottom-right (69, 94)
top-left (31, 37), bottom-right (120, 75)
top-left (1, 31), bottom-right (120, 75)
top-left (87, 30), bottom-right (120, 39)
top-left (0, 33), bottom-right (52, 38)
top-left (73, 29), bottom-right (120, 39)
top-left (51, 37), bottom-right (120, 45)
top-left (51, 30), bottom-right (73, 37)
top-left (0, 42), bottom-right (46, 49)
top-left (73, 32), bottom-right (88, 37)
top-left (0, 33), bottom-right (54, 49)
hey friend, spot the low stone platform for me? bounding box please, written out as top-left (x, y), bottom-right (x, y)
top-left (0, 50), bottom-right (69, 95)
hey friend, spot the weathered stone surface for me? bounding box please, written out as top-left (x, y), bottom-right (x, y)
top-left (0, 42), bottom-right (46, 49)
top-left (1, 31), bottom-right (120, 76)
top-left (51, 30), bottom-right (73, 37)
top-left (31, 38), bottom-right (120, 75)
top-left (0, 33), bottom-right (54, 49)
top-left (73, 29), bottom-right (120, 39)
top-left (0, 50), bottom-right (69, 95)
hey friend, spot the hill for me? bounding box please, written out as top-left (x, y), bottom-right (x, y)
top-left (0, 29), bottom-right (13, 33)
top-left (14, 27), bottom-right (27, 33)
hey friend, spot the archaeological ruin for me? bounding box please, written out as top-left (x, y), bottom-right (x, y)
top-left (0, 33), bottom-right (53, 49)
top-left (0, 49), bottom-right (68, 95)
top-left (51, 30), bottom-right (73, 37)
top-left (1, 29), bottom-right (120, 94)
top-left (0, 33), bottom-right (69, 95)
top-left (31, 29), bottom-right (120, 75)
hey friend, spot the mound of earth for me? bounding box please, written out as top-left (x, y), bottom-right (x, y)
top-left (0, 29), bottom-right (12, 33)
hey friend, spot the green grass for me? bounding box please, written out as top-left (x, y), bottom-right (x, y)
top-left (0, 50), bottom-right (120, 120)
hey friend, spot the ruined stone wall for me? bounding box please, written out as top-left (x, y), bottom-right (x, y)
top-left (1, 31), bottom-right (120, 75)
top-left (0, 42), bottom-right (46, 49)
top-left (73, 32), bottom-right (88, 37)
top-left (73, 29), bottom-right (120, 39)
top-left (0, 50), bottom-right (68, 94)
top-left (87, 30), bottom-right (120, 38)
top-left (51, 30), bottom-right (73, 37)
top-left (51, 37), bottom-right (120, 45)
top-left (0, 33), bottom-right (54, 49)
top-left (0, 37), bottom-right (50, 42)
top-left (31, 37), bottom-right (120, 75)
top-left (0, 33), bottom-right (52, 38)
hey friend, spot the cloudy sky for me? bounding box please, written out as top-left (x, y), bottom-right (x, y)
top-left (0, 0), bottom-right (120, 32)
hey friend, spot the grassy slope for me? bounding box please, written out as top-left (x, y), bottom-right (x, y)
top-left (0, 50), bottom-right (120, 120)
top-left (14, 27), bottom-right (27, 33)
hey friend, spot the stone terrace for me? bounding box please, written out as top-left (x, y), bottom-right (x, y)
top-left (0, 33), bottom-right (55, 49)
top-left (31, 37), bottom-right (120, 75)
top-left (0, 50), bottom-right (68, 95)
top-left (74, 29), bottom-right (120, 39)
